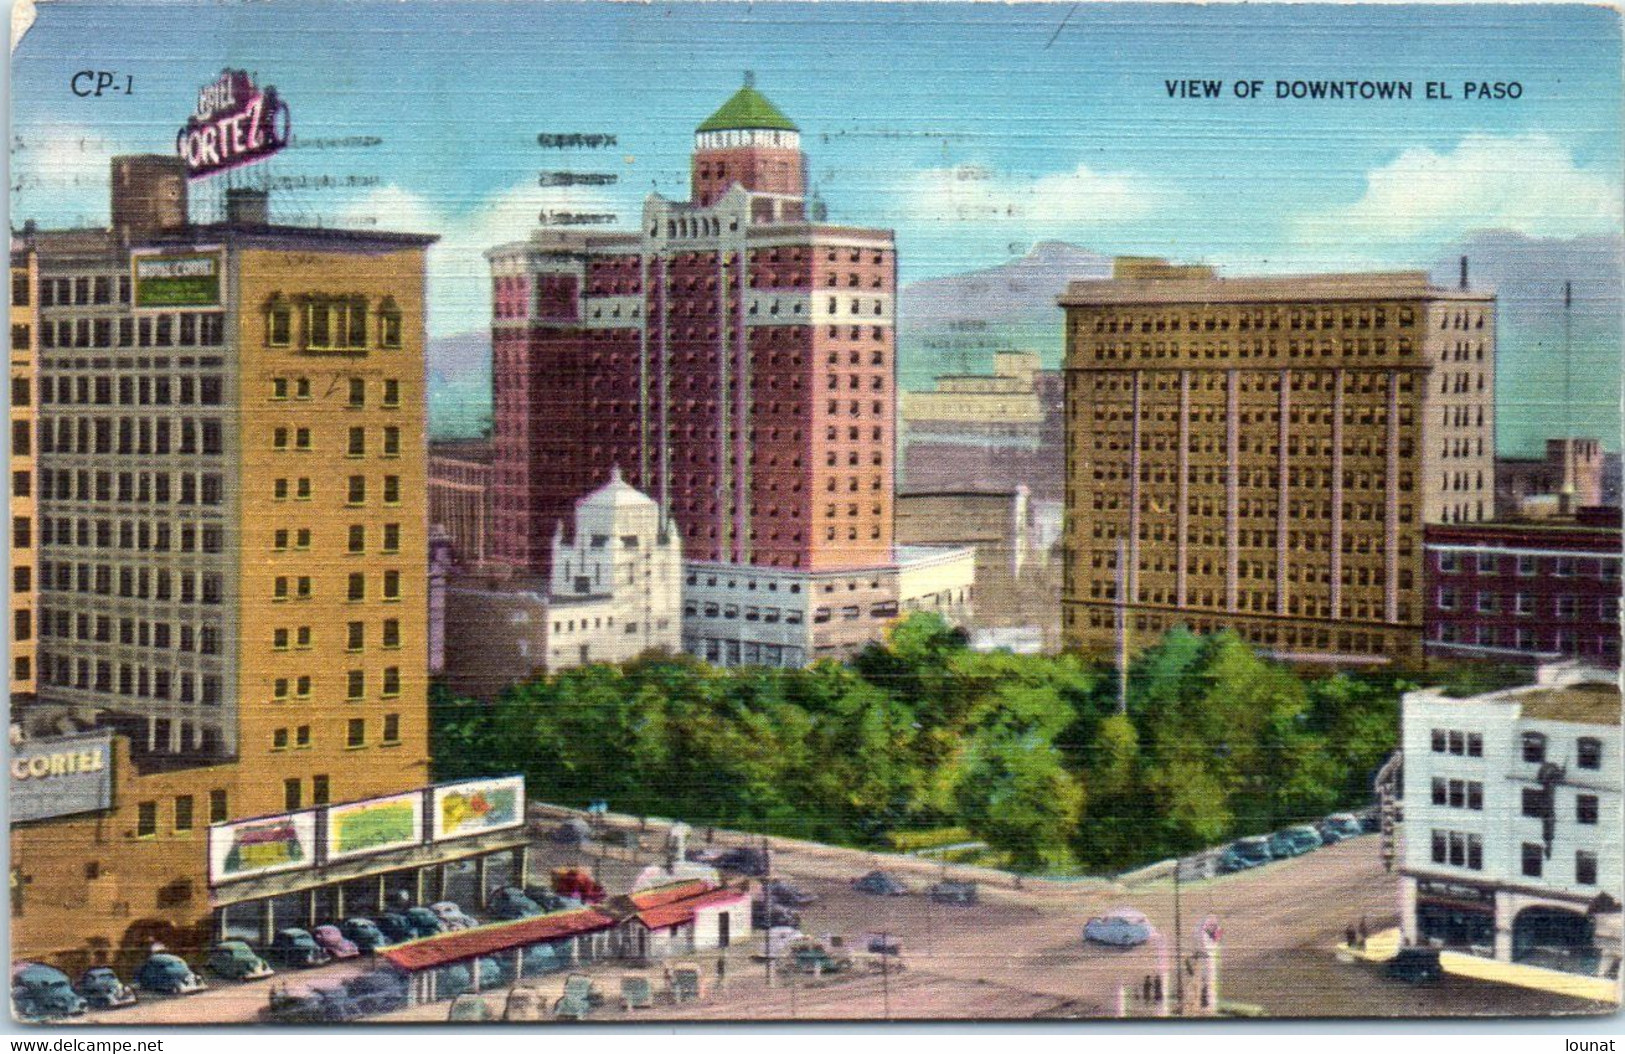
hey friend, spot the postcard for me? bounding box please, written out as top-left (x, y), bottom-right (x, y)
top-left (6, 0), bottom-right (1622, 1027)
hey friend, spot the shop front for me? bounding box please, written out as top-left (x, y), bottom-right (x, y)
top-left (1413, 879), bottom-right (1498, 956)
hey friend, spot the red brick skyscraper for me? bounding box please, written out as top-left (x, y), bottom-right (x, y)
top-left (489, 79), bottom-right (896, 577)
top-left (488, 80), bottom-right (932, 666)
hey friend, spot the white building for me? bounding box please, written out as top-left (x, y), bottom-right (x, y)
top-left (680, 544), bottom-right (975, 669)
top-left (442, 471), bottom-right (681, 697)
top-left (1399, 663), bottom-right (1622, 979)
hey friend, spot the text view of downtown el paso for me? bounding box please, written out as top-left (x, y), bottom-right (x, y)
top-left (6, 1), bottom-right (1623, 1026)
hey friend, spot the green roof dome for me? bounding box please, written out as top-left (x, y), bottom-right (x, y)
top-left (697, 83), bottom-right (798, 134)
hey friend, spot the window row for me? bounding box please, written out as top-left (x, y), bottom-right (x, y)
top-left (38, 314), bottom-right (225, 351)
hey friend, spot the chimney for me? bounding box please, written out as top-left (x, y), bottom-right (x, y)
top-left (110, 155), bottom-right (188, 238)
top-left (226, 187), bottom-right (270, 227)
top-left (1459, 255), bottom-right (1469, 291)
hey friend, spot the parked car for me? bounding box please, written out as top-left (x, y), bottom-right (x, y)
top-left (312, 925), bottom-right (361, 960)
top-left (134, 953), bottom-right (206, 996)
top-left (522, 886), bottom-right (583, 913)
top-left (309, 982), bottom-right (363, 1022)
top-left (503, 985), bottom-right (547, 1022)
top-left (374, 912), bottom-right (418, 944)
top-left (789, 942), bottom-right (852, 975)
top-left (1084, 907), bottom-right (1154, 948)
top-left (1386, 946), bottom-right (1442, 985)
top-left (266, 984), bottom-right (328, 1023)
top-left (927, 880), bottom-right (978, 906)
top-left (1216, 836), bottom-right (1274, 873)
top-left (487, 886), bottom-right (544, 921)
top-left (864, 932), bottom-right (903, 956)
top-left (1360, 808), bottom-right (1384, 833)
top-left (551, 867), bottom-right (607, 903)
top-left (207, 940), bottom-right (273, 981)
top-left (549, 819), bottom-right (593, 846)
top-left (404, 907), bottom-right (447, 939)
top-left (74, 967), bottom-right (137, 1010)
top-left (851, 870), bottom-right (908, 896)
top-left (1319, 813), bottom-right (1365, 843)
top-left (339, 917), bottom-right (392, 953)
top-left (1268, 825), bottom-right (1324, 858)
top-left (448, 993), bottom-right (498, 1022)
top-left (269, 928), bottom-right (331, 969)
top-left (715, 847), bottom-right (771, 877)
top-left (751, 900), bottom-right (802, 930)
top-left (12, 963), bottom-right (88, 1019)
top-left (344, 971), bottom-right (409, 1015)
top-left (430, 901), bottom-right (479, 931)
top-left (759, 879), bottom-right (816, 907)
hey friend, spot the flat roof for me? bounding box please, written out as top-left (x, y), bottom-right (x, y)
top-left (379, 906), bottom-right (617, 972)
top-left (1060, 271), bottom-right (1493, 307)
top-left (1518, 683), bottom-right (1621, 726)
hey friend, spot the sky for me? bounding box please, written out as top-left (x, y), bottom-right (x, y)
top-left (10, 1), bottom-right (1624, 446)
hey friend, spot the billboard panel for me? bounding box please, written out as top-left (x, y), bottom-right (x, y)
top-left (326, 791), bottom-right (423, 862)
top-left (132, 250), bottom-right (223, 309)
top-left (431, 776), bottom-right (524, 842)
top-left (9, 732), bottom-right (114, 823)
top-left (209, 812), bottom-right (317, 884)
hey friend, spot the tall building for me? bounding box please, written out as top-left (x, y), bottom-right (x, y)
top-left (1399, 663), bottom-right (1620, 976)
top-left (1060, 260), bottom-right (1496, 664)
top-left (428, 437), bottom-right (494, 567)
top-left (11, 154), bottom-right (528, 972)
top-left (11, 241), bottom-right (39, 701)
top-left (1424, 508), bottom-right (1621, 668)
top-left (1496, 438), bottom-right (1606, 519)
top-left (489, 79), bottom-right (935, 667)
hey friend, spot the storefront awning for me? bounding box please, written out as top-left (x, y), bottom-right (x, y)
top-left (380, 907), bottom-right (616, 973)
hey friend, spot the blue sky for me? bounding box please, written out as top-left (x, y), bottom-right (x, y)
top-left (11, 1), bottom-right (1623, 345)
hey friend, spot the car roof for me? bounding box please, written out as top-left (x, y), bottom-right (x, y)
top-left (1097, 907), bottom-right (1148, 922)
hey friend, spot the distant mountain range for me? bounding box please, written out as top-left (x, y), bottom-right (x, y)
top-left (430, 233), bottom-right (1622, 455)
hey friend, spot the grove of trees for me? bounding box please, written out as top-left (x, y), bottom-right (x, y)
top-left (430, 614), bottom-right (1520, 873)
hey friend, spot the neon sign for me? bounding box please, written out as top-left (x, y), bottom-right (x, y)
top-left (176, 69), bottom-right (290, 180)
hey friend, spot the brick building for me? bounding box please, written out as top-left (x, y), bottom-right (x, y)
top-left (487, 79), bottom-right (959, 667)
top-left (1495, 438), bottom-right (1606, 519)
top-left (11, 241), bottom-right (39, 701)
top-left (1424, 508), bottom-right (1621, 667)
top-left (1060, 259), bottom-right (1496, 665)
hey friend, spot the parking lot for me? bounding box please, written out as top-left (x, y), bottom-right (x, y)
top-left (74, 816), bottom-right (1611, 1024)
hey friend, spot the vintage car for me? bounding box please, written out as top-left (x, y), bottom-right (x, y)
top-left (343, 971), bottom-right (409, 1016)
top-left (75, 967), bottom-right (137, 1010)
top-left (759, 879), bottom-right (817, 907)
top-left (1319, 813), bottom-right (1366, 843)
top-left (429, 901), bottom-right (480, 931)
top-left (312, 925), bottom-right (361, 960)
top-left (487, 886), bottom-right (544, 921)
top-left (851, 870), bottom-right (908, 896)
top-left (338, 917), bottom-right (393, 953)
top-left (1267, 825), bottom-right (1324, 858)
top-left (134, 953), bottom-right (206, 996)
top-left (12, 963), bottom-right (88, 1019)
top-left (927, 880), bottom-right (978, 906)
top-left (1216, 836), bottom-right (1274, 873)
top-left (374, 912), bottom-right (418, 944)
top-left (206, 940), bottom-right (274, 981)
top-left (268, 928), bottom-right (331, 969)
top-left (403, 907), bottom-right (447, 939)
top-left (1084, 907), bottom-right (1153, 948)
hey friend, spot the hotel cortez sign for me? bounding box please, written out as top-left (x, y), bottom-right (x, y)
top-left (10, 731), bottom-right (114, 823)
top-left (176, 69), bottom-right (290, 180)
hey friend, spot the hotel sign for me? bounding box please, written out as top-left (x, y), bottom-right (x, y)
top-left (9, 731), bottom-right (114, 823)
top-left (176, 69), bottom-right (290, 180)
top-left (131, 250), bottom-right (223, 309)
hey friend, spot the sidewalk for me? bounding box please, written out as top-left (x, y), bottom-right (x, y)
top-left (1336, 928), bottom-right (1620, 1005)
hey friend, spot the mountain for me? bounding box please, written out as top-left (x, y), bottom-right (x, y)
top-left (428, 330), bottom-right (491, 439)
top-left (901, 241), bottom-right (1114, 330)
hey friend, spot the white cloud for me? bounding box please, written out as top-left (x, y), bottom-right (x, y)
top-left (334, 180), bottom-right (622, 336)
top-left (10, 124), bottom-right (134, 228)
top-left (1295, 134), bottom-right (1623, 246)
top-left (901, 162), bottom-right (1164, 230)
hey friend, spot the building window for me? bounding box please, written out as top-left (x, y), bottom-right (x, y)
top-left (1430, 830), bottom-right (1446, 864)
top-left (383, 713), bottom-right (400, 744)
top-left (174, 795), bottom-right (193, 832)
top-left (382, 666), bottom-right (400, 697)
top-left (266, 296), bottom-right (292, 346)
top-left (283, 779), bottom-right (301, 811)
top-left (347, 621), bottom-right (365, 651)
top-left (378, 298), bottom-right (402, 348)
top-left (136, 802), bottom-right (157, 838)
top-left (1521, 731), bottom-right (1546, 763)
top-left (273, 728), bottom-right (289, 750)
top-left (1521, 788), bottom-right (1544, 817)
top-left (1467, 733), bottom-right (1482, 757)
top-left (382, 619), bottom-right (400, 648)
top-left (312, 775), bottom-right (330, 806)
top-left (1577, 794), bottom-right (1599, 825)
top-left (348, 573), bottom-right (365, 601)
top-left (347, 718), bottom-right (365, 748)
top-left (1577, 737), bottom-right (1602, 770)
top-left (1521, 843), bottom-right (1543, 878)
top-left (1577, 851), bottom-right (1597, 886)
top-left (383, 570), bottom-right (400, 600)
top-left (347, 670), bottom-right (364, 699)
top-left (209, 789), bottom-right (228, 824)
top-left (295, 725), bottom-right (310, 748)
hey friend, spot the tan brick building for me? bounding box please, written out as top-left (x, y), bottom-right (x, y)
top-left (1059, 261), bottom-right (1495, 665)
top-left (11, 243), bottom-right (39, 700)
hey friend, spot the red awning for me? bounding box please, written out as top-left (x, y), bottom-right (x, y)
top-left (380, 908), bottom-right (616, 972)
top-left (627, 880), bottom-right (712, 910)
top-left (634, 887), bottom-right (749, 931)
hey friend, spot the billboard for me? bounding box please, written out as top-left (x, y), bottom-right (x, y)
top-left (9, 731), bottom-right (114, 823)
top-left (209, 812), bottom-right (317, 884)
top-left (326, 791), bottom-right (423, 863)
top-left (132, 250), bottom-right (223, 309)
top-left (432, 777), bottom-right (524, 842)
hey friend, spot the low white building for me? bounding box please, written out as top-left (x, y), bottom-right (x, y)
top-left (1399, 663), bottom-right (1622, 979)
top-left (442, 471), bottom-right (681, 697)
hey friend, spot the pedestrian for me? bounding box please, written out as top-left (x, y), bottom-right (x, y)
top-left (1358, 916), bottom-right (1369, 950)
top-left (716, 955), bottom-right (727, 993)
top-left (1142, 974), bottom-right (1154, 1002)
top-left (1153, 975), bottom-right (1163, 1002)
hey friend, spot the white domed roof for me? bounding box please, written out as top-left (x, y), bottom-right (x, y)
top-left (577, 466), bottom-right (656, 512)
